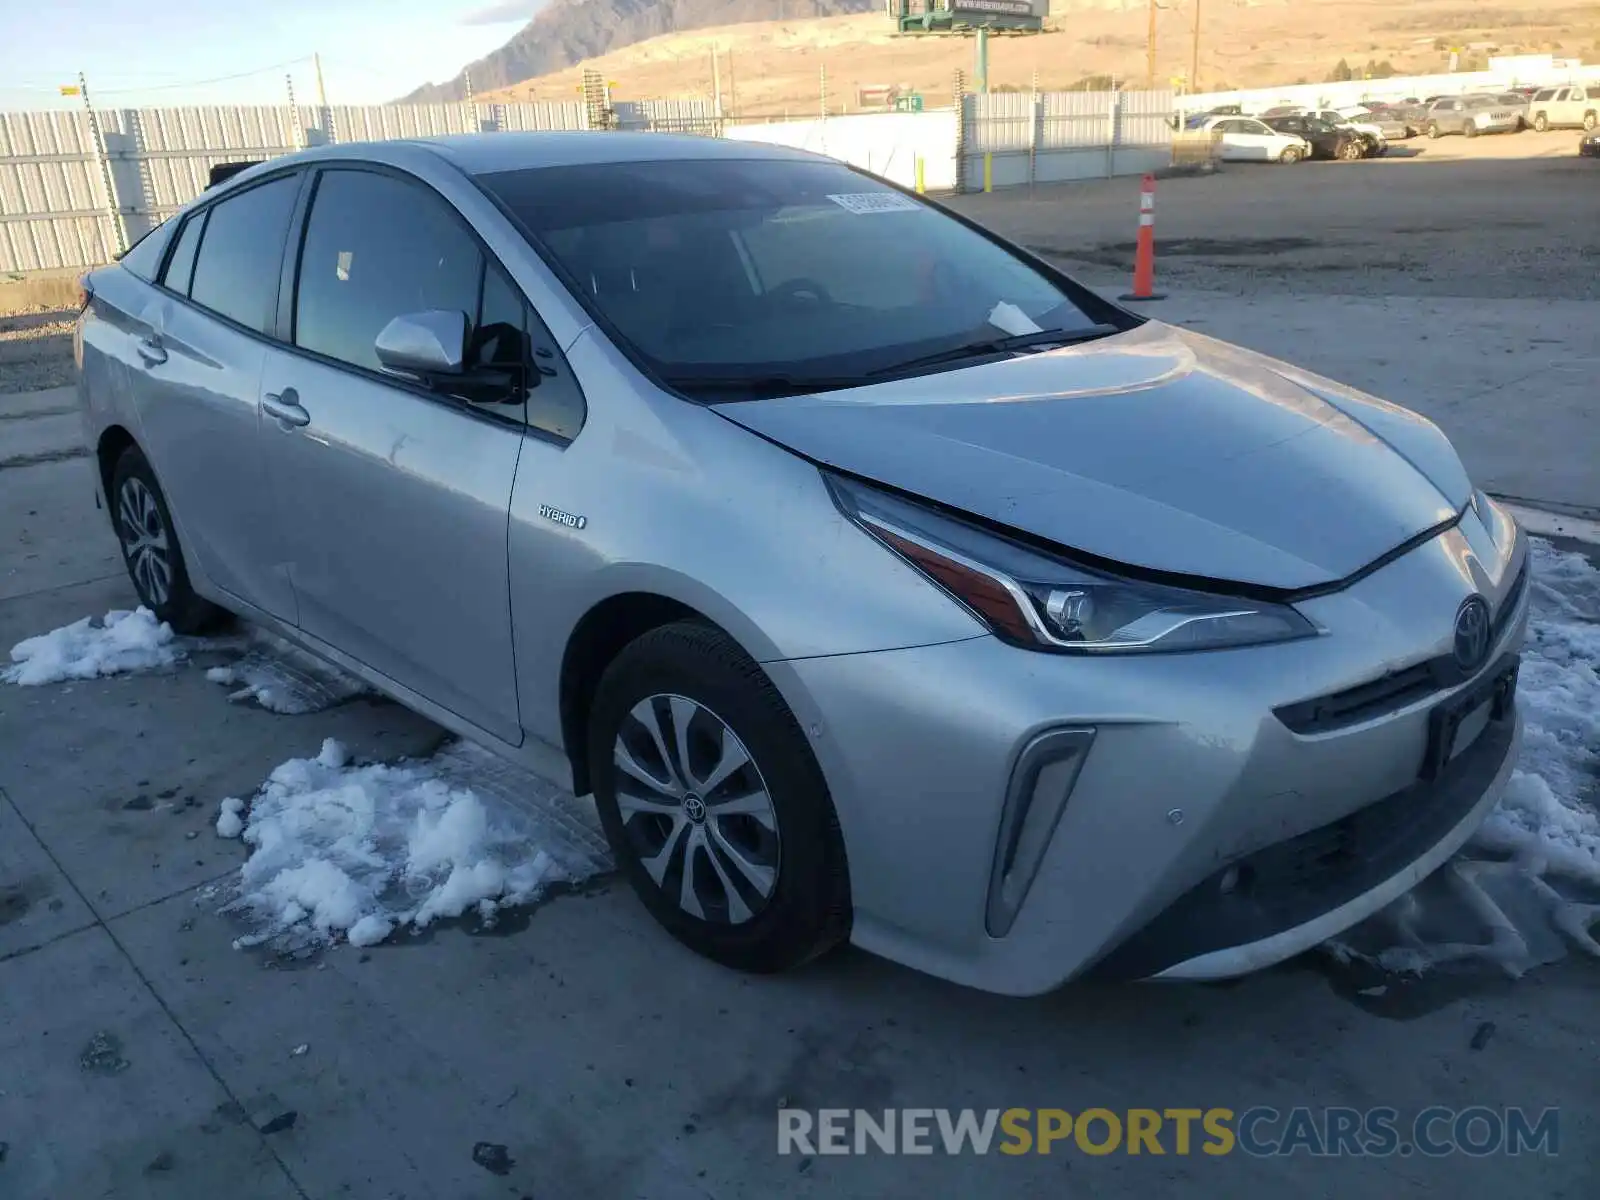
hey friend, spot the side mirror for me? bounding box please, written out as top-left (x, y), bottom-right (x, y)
top-left (374, 310), bottom-right (468, 380)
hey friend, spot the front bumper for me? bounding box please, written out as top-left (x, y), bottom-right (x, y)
top-left (770, 512), bottom-right (1527, 996)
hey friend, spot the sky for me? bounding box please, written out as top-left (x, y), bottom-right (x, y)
top-left (0, 0), bottom-right (542, 110)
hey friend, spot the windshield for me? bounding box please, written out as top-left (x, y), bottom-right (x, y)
top-left (477, 157), bottom-right (1117, 399)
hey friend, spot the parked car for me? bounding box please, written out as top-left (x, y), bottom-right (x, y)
top-left (1337, 105), bottom-right (1413, 140)
top-left (1424, 95), bottom-right (1523, 138)
top-left (1263, 114), bottom-right (1369, 160)
top-left (1195, 114), bottom-right (1312, 162)
top-left (1300, 108), bottom-right (1391, 152)
top-left (1581, 129), bottom-right (1600, 157)
top-left (1383, 99), bottom-right (1432, 135)
top-left (1527, 84), bottom-right (1598, 132)
top-left (76, 133), bottom-right (1529, 995)
top-left (1490, 92), bottom-right (1531, 130)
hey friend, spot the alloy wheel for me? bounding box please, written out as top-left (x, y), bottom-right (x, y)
top-left (612, 693), bottom-right (781, 925)
top-left (117, 476), bottom-right (172, 607)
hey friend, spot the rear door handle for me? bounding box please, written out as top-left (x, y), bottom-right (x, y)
top-left (136, 335), bottom-right (167, 365)
top-left (263, 388), bottom-right (310, 428)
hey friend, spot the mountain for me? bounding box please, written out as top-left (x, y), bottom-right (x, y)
top-left (401, 0), bottom-right (880, 103)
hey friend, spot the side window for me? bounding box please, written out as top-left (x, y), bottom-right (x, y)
top-left (1243, 120), bottom-right (1272, 135)
top-left (476, 265), bottom-right (586, 441)
top-left (188, 176), bottom-right (299, 333)
top-left (117, 219), bottom-right (174, 281)
top-left (160, 212), bottom-right (206, 296)
top-left (1552, 89), bottom-right (1568, 102)
top-left (294, 169), bottom-right (482, 375)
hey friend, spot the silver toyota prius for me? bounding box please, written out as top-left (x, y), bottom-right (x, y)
top-left (75, 133), bottom-right (1527, 995)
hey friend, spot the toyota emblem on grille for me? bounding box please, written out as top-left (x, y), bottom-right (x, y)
top-left (1453, 595), bottom-right (1491, 672)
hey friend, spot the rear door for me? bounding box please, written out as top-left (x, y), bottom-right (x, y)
top-left (257, 165), bottom-right (526, 742)
top-left (127, 172), bottom-right (304, 620)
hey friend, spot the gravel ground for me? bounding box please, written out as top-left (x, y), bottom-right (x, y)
top-left (946, 131), bottom-right (1600, 302)
top-left (0, 307), bottom-right (76, 395)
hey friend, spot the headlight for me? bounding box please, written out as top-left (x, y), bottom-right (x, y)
top-left (828, 475), bottom-right (1317, 654)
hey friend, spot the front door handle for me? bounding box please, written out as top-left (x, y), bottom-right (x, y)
top-left (136, 335), bottom-right (167, 365)
top-left (263, 388), bottom-right (310, 428)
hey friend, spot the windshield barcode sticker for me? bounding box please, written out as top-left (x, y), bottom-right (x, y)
top-left (826, 192), bottom-right (921, 215)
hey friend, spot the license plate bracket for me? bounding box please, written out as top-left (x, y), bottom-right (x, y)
top-left (1420, 657), bottom-right (1518, 781)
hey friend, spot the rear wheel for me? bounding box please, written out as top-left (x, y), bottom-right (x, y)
top-left (1279, 146), bottom-right (1303, 164)
top-left (1533, 112), bottom-right (1549, 132)
top-left (1585, 112), bottom-right (1598, 131)
top-left (588, 621), bottom-right (851, 974)
top-left (109, 447), bottom-right (224, 634)
top-left (1427, 122), bottom-right (1441, 139)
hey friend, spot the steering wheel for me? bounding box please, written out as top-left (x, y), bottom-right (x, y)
top-left (767, 277), bottom-right (833, 305)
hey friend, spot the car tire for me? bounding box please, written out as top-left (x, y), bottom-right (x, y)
top-left (1463, 122), bottom-right (1478, 139)
top-left (1534, 113), bottom-right (1549, 132)
top-left (587, 620), bottom-right (851, 974)
top-left (1585, 112), bottom-right (1598, 131)
top-left (1338, 139), bottom-right (1364, 160)
top-left (108, 445), bottom-right (225, 635)
top-left (1427, 122), bottom-right (1441, 139)
top-left (1279, 146), bottom-right (1302, 164)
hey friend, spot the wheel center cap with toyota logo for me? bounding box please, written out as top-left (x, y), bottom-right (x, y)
top-left (1453, 595), bottom-right (1491, 672)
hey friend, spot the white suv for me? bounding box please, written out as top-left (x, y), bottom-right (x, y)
top-left (1528, 85), bottom-right (1598, 132)
top-left (1198, 115), bottom-right (1312, 163)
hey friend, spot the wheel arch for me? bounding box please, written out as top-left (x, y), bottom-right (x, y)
top-left (95, 424), bottom-right (139, 501)
top-left (558, 588), bottom-right (776, 797)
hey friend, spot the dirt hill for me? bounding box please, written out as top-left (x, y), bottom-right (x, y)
top-left (472, 0), bottom-right (1600, 118)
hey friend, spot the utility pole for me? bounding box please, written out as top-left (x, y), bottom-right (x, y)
top-left (711, 46), bottom-right (722, 116)
top-left (1146, 0), bottom-right (1157, 90)
top-left (314, 51), bottom-right (328, 107)
top-left (820, 63), bottom-right (827, 119)
top-left (78, 71), bottom-right (125, 256)
top-left (1190, 0), bottom-right (1201, 93)
top-left (464, 68), bottom-right (478, 132)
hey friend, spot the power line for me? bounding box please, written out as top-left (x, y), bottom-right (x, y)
top-left (95, 57), bottom-right (316, 94)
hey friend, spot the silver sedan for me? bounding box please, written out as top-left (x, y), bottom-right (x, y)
top-left (76, 134), bottom-right (1527, 995)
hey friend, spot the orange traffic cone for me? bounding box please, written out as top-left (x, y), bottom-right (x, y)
top-left (1120, 174), bottom-right (1165, 302)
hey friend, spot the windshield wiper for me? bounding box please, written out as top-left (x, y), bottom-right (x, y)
top-left (867, 324), bottom-right (1121, 377)
top-left (663, 374), bottom-right (866, 399)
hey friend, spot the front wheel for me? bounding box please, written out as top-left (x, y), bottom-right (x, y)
top-left (1463, 122), bottom-right (1478, 139)
top-left (1427, 122), bottom-right (1441, 139)
top-left (1279, 146), bottom-right (1303, 164)
top-left (1338, 139), bottom-right (1364, 160)
top-left (109, 446), bottom-right (225, 634)
top-left (588, 621), bottom-right (851, 974)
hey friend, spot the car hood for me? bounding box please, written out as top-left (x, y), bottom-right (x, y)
top-left (716, 321), bottom-right (1469, 591)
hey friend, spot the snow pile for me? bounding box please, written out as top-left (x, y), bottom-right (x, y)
top-left (3, 608), bottom-right (180, 686)
top-left (215, 738), bottom-right (602, 951)
top-left (1474, 539), bottom-right (1600, 885)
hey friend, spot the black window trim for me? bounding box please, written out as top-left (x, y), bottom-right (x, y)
top-left (148, 167), bottom-right (311, 342)
top-left (469, 156), bottom-right (1138, 407)
top-left (281, 161), bottom-right (584, 447)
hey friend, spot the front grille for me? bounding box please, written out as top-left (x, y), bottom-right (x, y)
top-left (1275, 560), bottom-right (1527, 736)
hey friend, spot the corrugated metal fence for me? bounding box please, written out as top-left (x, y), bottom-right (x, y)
top-left (958, 90), bottom-right (1174, 190)
top-left (0, 98), bottom-right (716, 274)
top-left (2, 90), bottom-right (1177, 273)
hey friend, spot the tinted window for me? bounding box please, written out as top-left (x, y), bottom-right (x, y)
top-left (161, 212), bottom-right (206, 296)
top-left (479, 158), bottom-right (1110, 398)
top-left (480, 266), bottom-right (586, 441)
top-left (1242, 120), bottom-right (1272, 134)
top-left (1533, 89), bottom-right (1554, 101)
top-left (118, 220), bottom-right (173, 282)
top-left (295, 169), bottom-right (482, 374)
top-left (189, 175), bottom-right (300, 332)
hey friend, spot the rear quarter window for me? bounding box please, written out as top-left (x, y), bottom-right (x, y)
top-left (116, 221), bottom-right (174, 282)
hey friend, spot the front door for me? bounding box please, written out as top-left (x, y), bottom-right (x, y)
top-left (258, 165), bottom-right (527, 743)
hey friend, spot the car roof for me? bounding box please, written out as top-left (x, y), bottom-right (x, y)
top-left (281, 131), bottom-right (817, 177)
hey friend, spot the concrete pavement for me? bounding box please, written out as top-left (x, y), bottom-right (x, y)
top-left (1, 320), bottom-right (1597, 1198)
